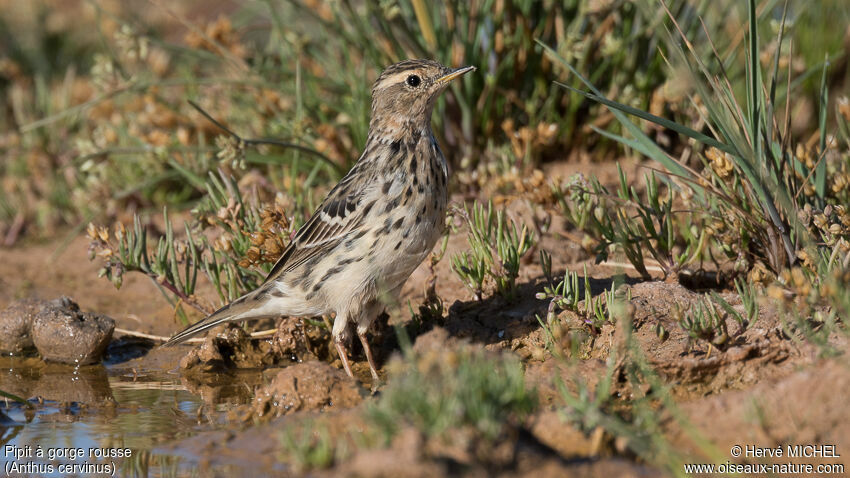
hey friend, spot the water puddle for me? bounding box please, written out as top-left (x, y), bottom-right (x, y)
top-left (0, 349), bottom-right (260, 477)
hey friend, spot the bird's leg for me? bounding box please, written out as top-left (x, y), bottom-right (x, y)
top-left (334, 337), bottom-right (354, 378)
top-left (357, 330), bottom-right (380, 382)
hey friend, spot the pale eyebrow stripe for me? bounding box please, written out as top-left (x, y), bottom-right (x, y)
top-left (375, 70), bottom-right (423, 90)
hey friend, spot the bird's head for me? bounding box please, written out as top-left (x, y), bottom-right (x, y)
top-left (368, 59), bottom-right (475, 140)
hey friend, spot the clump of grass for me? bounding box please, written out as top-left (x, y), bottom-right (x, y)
top-left (546, 1), bottom-right (846, 278)
top-left (673, 297), bottom-right (730, 357)
top-left (283, 0), bottom-right (685, 166)
top-left (1, 1), bottom-right (734, 243)
top-left (540, 5), bottom-right (849, 466)
top-left (537, 250), bottom-right (583, 319)
top-left (450, 201), bottom-right (535, 300)
top-left (88, 170), bottom-right (295, 323)
top-left (765, 264), bottom-right (847, 357)
top-left (1, 5), bottom-right (343, 243)
top-left (270, 344), bottom-right (535, 472)
top-left (537, 251), bottom-right (627, 339)
top-left (542, 0), bottom-right (850, 361)
top-left (368, 345), bottom-right (535, 443)
top-left (555, 166), bottom-right (705, 281)
top-left (711, 278), bottom-right (759, 328)
top-left (278, 423), bottom-right (337, 473)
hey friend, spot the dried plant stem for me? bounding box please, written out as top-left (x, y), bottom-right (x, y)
top-left (598, 261), bottom-right (665, 274)
top-left (115, 327), bottom-right (277, 343)
top-left (144, 272), bottom-right (214, 315)
top-left (187, 100), bottom-right (343, 175)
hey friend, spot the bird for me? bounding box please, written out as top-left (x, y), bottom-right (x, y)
top-left (164, 59), bottom-right (475, 381)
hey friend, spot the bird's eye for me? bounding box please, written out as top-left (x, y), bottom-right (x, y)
top-left (406, 75), bottom-right (421, 87)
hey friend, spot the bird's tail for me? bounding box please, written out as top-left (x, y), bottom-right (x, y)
top-left (162, 288), bottom-right (274, 346)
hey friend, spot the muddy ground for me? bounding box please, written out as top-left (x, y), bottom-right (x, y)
top-left (1, 159), bottom-right (849, 477)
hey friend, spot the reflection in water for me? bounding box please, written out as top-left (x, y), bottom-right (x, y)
top-left (0, 357), bottom-right (262, 477)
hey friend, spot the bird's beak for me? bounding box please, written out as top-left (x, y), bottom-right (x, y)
top-left (436, 66), bottom-right (476, 85)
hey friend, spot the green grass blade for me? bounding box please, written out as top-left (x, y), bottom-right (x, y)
top-left (0, 389), bottom-right (31, 406)
top-left (747, 0), bottom-right (761, 171)
top-left (553, 79), bottom-right (733, 158)
top-left (816, 57), bottom-right (829, 202)
top-left (167, 158), bottom-right (207, 191)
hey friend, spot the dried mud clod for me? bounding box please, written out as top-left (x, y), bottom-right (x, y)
top-left (179, 317), bottom-right (341, 376)
top-left (0, 298), bottom-right (41, 354)
top-left (343, 425), bottom-right (522, 477)
top-left (236, 361), bottom-right (364, 421)
top-left (344, 427), bottom-right (446, 478)
top-left (273, 316), bottom-right (332, 363)
top-left (410, 326), bottom-right (466, 354)
top-left (178, 324), bottom-right (278, 372)
top-left (583, 281), bottom-right (801, 396)
top-left (29, 297), bottom-right (115, 365)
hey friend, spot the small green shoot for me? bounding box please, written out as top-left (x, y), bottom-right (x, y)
top-left (451, 201), bottom-right (535, 300)
top-left (368, 346), bottom-right (535, 443)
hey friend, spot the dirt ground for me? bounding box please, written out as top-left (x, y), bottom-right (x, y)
top-left (1, 159), bottom-right (849, 476)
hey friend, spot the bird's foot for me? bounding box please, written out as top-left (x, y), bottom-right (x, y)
top-left (358, 330), bottom-right (380, 383)
top-left (334, 339), bottom-right (354, 378)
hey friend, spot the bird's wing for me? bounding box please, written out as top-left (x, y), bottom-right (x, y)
top-left (164, 166), bottom-right (373, 347)
top-left (261, 166), bottom-right (371, 285)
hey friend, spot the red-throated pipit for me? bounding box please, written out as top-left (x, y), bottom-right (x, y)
top-left (165, 60), bottom-right (475, 381)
